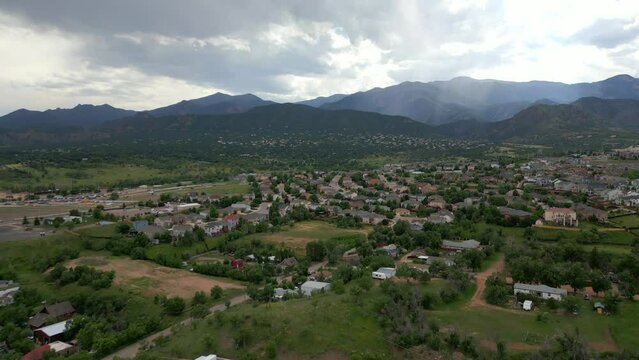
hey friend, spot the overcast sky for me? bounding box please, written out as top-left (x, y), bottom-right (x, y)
top-left (1, 0), bottom-right (638, 115)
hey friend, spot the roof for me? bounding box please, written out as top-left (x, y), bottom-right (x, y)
top-left (374, 267), bottom-right (396, 276)
top-left (43, 301), bottom-right (75, 318)
top-left (28, 313), bottom-right (49, 328)
top-left (21, 344), bottom-right (50, 360)
top-left (514, 283), bottom-right (567, 296)
top-left (36, 320), bottom-right (70, 337)
top-left (301, 281), bottom-right (330, 290)
top-left (194, 355), bottom-right (217, 360)
top-left (49, 341), bottom-right (73, 352)
top-left (442, 239), bottom-right (480, 250)
top-left (546, 207), bottom-right (576, 214)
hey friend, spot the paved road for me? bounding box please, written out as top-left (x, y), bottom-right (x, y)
top-left (102, 294), bottom-right (250, 360)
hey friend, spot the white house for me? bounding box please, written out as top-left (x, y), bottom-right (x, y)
top-left (514, 283), bottom-right (567, 300)
top-left (372, 267), bottom-right (396, 280)
top-left (300, 281), bottom-right (331, 296)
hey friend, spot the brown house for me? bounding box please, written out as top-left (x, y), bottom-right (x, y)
top-left (29, 301), bottom-right (75, 329)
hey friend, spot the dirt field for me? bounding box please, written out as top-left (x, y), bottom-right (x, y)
top-left (67, 256), bottom-right (244, 298)
top-left (255, 221), bottom-right (369, 255)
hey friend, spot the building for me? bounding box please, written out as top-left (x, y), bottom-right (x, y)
top-left (543, 208), bottom-right (578, 227)
top-left (498, 207), bottom-right (532, 219)
top-left (513, 283), bottom-right (567, 300)
top-left (34, 320), bottom-right (71, 344)
top-left (194, 355), bottom-right (218, 360)
top-left (574, 204), bottom-right (608, 222)
top-left (300, 281), bottom-right (331, 296)
top-left (372, 267), bottom-right (396, 280)
top-left (441, 239), bottom-right (480, 252)
top-left (0, 280), bottom-right (19, 307)
top-left (204, 221), bottom-right (225, 236)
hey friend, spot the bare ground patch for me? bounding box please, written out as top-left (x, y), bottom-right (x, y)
top-left (67, 256), bottom-right (244, 298)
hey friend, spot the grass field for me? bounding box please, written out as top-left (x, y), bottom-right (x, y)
top-left (532, 226), bottom-right (637, 246)
top-left (0, 204), bottom-right (93, 222)
top-left (236, 221), bottom-right (371, 255)
top-left (610, 214), bottom-right (639, 228)
top-left (136, 284), bottom-right (394, 359)
top-left (67, 256), bottom-right (245, 298)
top-left (120, 181), bottom-right (250, 202)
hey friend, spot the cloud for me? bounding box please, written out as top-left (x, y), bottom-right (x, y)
top-left (0, 0), bottom-right (638, 114)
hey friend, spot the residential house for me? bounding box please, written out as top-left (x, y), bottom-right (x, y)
top-left (140, 225), bottom-right (166, 243)
top-left (513, 283), bottom-right (567, 300)
top-left (170, 224), bottom-right (193, 239)
top-left (372, 267), bottom-right (396, 280)
top-left (441, 239), bottom-right (480, 252)
top-left (204, 221), bottom-right (225, 236)
top-left (394, 208), bottom-right (411, 217)
top-left (223, 215), bottom-right (240, 230)
top-left (34, 320), bottom-right (71, 344)
top-left (132, 220), bottom-right (149, 233)
top-left (300, 281), bottom-right (331, 296)
top-left (241, 212), bottom-right (268, 225)
top-left (574, 204), bottom-right (608, 222)
top-left (28, 301), bottom-right (75, 329)
top-left (0, 280), bottom-right (19, 307)
top-left (276, 257), bottom-right (298, 271)
top-left (543, 208), bottom-right (578, 227)
top-left (427, 195), bottom-right (447, 209)
top-left (498, 207), bottom-right (532, 219)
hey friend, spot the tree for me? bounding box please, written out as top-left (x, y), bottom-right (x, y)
top-left (590, 270), bottom-right (611, 296)
top-left (192, 291), bottom-right (208, 305)
top-left (34, 217), bottom-right (41, 226)
top-left (209, 207), bottom-right (219, 219)
top-left (484, 275), bottom-right (510, 306)
top-left (210, 285), bottom-right (223, 300)
top-left (22, 216), bottom-right (29, 225)
top-left (561, 296), bottom-right (580, 315)
top-left (116, 222), bottom-right (131, 234)
top-left (306, 241), bottom-right (326, 262)
top-left (163, 297), bottom-right (186, 316)
top-left (563, 263), bottom-right (588, 293)
top-left (191, 304), bottom-right (210, 319)
top-left (602, 293), bottom-right (620, 315)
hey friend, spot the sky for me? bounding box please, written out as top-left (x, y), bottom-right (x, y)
top-left (1, 0), bottom-right (639, 115)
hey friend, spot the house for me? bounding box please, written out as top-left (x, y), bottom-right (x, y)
top-left (543, 208), bottom-right (578, 227)
top-left (498, 207), bottom-right (532, 219)
top-left (376, 244), bottom-right (399, 257)
top-left (170, 224), bottom-right (192, 238)
top-left (132, 220), bottom-right (149, 233)
top-left (140, 225), bottom-right (166, 243)
top-left (372, 267), bottom-right (396, 280)
top-left (223, 215), bottom-right (240, 230)
top-left (176, 203), bottom-right (201, 212)
top-left (276, 257), bottom-right (298, 271)
top-left (194, 355), bottom-right (218, 360)
top-left (300, 281), bottom-right (331, 296)
top-left (427, 195), bottom-right (447, 209)
top-left (574, 204), bottom-right (608, 222)
top-left (0, 280), bottom-right (19, 307)
top-left (37, 301), bottom-right (75, 322)
top-left (513, 283), bottom-right (567, 300)
top-left (204, 221), bottom-right (225, 236)
top-left (231, 203), bottom-right (252, 213)
top-left (441, 239), bottom-right (480, 252)
top-left (241, 212), bottom-right (269, 225)
top-left (34, 320), bottom-right (71, 344)
top-left (273, 287), bottom-right (299, 301)
top-left (394, 208), bottom-right (411, 217)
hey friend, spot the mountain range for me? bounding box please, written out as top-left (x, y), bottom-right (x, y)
top-left (1, 74), bottom-right (639, 146)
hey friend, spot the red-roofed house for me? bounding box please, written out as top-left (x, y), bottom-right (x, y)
top-left (544, 207), bottom-right (578, 227)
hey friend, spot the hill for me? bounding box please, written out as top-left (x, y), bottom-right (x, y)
top-left (321, 75), bottom-right (639, 125)
top-left (0, 104), bottom-right (135, 130)
top-left (106, 103), bottom-right (435, 139)
top-left (297, 94), bottom-right (348, 107)
top-left (148, 93), bottom-right (275, 117)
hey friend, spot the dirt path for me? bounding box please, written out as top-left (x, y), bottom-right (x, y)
top-left (101, 294), bottom-right (249, 360)
top-left (467, 254), bottom-right (505, 308)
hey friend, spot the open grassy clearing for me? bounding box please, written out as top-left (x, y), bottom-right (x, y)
top-left (0, 204), bottom-right (93, 222)
top-left (120, 181), bottom-right (250, 201)
top-left (532, 226), bottom-right (637, 246)
top-left (235, 220), bottom-right (371, 255)
top-left (610, 214), bottom-right (639, 228)
top-left (66, 256), bottom-right (245, 298)
top-left (137, 284), bottom-right (394, 359)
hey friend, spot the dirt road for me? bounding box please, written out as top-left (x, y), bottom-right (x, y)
top-left (101, 294), bottom-right (249, 360)
top-left (467, 254), bottom-right (505, 308)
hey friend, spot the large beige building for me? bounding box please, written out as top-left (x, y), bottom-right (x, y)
top-left (544, 207), bottom-right (578, 227)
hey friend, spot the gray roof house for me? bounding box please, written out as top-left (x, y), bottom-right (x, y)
top-left (514, 283), bottom-right (567, 300)
top-left (441, 239), bottom-right (480, 251)
top-left (300, 281), bottom-right (331, 296)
